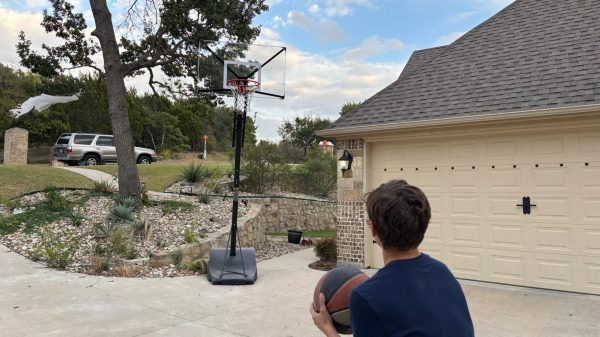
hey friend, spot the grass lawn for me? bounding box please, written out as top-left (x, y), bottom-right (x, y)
top-left (0, 165), bottom-right (94, 199)
top-left (87, 161), bottom-right (231, 192)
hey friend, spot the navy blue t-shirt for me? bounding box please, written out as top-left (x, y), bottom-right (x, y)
top-left (349, 254), bottom-right (474, 337)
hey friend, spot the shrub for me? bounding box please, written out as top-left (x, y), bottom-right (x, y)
top-left (181, 163), bottom-right (216, 183)
top-left (198, 193), bottom-right (210, 204)
top-left (44, 187), bottom-right (70, 212)
top-left (94, 221), bottom-right (120, 240)
top-left (182, 258), bottom-right (208, 273)
top-left (108, 204), bottom-right (135, 222)
top-left (183, 224), bottom-right (197, 244)
top-left (89, 254), bottom-right (111, 274)
top-left (131, 219), bottom-right (152, 243)
top-left (68, 208), bottom-right (84, 227)
top-left (292, 149), bottom-right (337, 197)
top-left (94, 180), bottom-right (114, 194)
top-left (33, 229), bottom-right (77, 270)
top-left (241, 142), bottom-right (289, 194)
top-left (171, 249), bottom-right (183, 268)
top-left (314, 237), bottom-right (337, 262)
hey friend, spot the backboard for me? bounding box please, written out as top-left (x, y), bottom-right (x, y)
top-left (197, 40), bottom-right (286, 99)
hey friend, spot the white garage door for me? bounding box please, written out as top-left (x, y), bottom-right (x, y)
top-left (369, 129), bottom-right (600, 295)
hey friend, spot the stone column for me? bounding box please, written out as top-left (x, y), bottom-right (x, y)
top-left (3, 128), bottom-right (28, 165)
top-left (335, 139), bottom-right (366, 268)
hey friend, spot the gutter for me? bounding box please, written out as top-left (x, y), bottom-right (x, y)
top-left (316, 104), bottom-right (600, 138)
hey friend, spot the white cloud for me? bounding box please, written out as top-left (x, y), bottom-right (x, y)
top-left (340, 36), bottom-right (404, 62)
top-left (308, 4), bottom-right (320, 15)
top-left (0, 8), bottom-right (49, 66)
top-left (447, 11), bottom-right (477, 23)
top-left (435, 31), bottom-right (466, 46)
top-left (24, 0), bottom-right (48, 9)
top-left (320, 0), bottom-right (375, 17)
top-left (250, 30), bottom-right (406, 141)
top-left (272, 15), bottom-right (287, 28)
top-left (287, 10), bottom-right (345, 43)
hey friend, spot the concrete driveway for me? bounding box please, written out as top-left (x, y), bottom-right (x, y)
top-left (1, 244), bottom-right (598, 337)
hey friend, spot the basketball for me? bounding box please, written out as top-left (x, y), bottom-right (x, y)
top-left (312, 266), bottom-right (370, 334)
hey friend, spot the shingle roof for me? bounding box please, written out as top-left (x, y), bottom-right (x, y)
top-left (329, 0), bottom-right (600, 130)
top-left (398, 46), bottom-right (448, 80)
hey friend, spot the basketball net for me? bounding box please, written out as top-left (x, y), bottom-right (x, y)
top-left (227, 79), bottom-right (259, 113)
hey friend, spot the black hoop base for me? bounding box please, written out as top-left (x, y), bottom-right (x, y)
top-left (208, 247), bottom-right (257, 285)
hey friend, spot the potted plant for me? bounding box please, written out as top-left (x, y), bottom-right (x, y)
top-left (287, 229), bottom-right (303, 244)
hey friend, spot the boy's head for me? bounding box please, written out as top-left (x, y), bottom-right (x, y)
top-left (365, 180), bottom-right (431, 251)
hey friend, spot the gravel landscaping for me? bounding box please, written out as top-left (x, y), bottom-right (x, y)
top-left (0, 189), bottom-right (309, 278)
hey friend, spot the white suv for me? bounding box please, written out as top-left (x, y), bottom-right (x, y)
top-left (53, 133), bottom-right (157, 166)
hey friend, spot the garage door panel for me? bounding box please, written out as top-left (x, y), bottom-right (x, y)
top-left (449, 249), bottom-right (483, 278)
top-left (489, 252), bottom-right (527, 282)
top-left (413, 143), bottom-right (443, 164)
top-left (531, 225), bottom-right (574, 253)
top-left (420, 244), bottom-right (443, 261)
top-left (488, 223), bottom-right (525, 249)
top-left (531, 197), bottom-right (570, 220)
top-left (489, 197), bottom-right (522, 219)
top-left (532, 254), bottom-right (574, 287)
top-left (448, 222), bottom-right (483, 246)
top-left (581, 198), bottom-right (600, 223)
top-left (581, 257), bottom-right (600, 292)
top-left (489, 167), bottom-right (524, 192)
top-left (529, 136), bottom-right (568, 160)
top-left (579, 227), bottom-right (600, 255)
top-left (449, 196), bottom-right (481, 218)
top-left (531, 167), bottom-right (569, 192)
top-left (488, 139), bottom-right (519, 160)
top-left (580, 166), bottom-right (600, 192)
top-left (423, 221), bottom-right (443, 244)
top-left (450, 169), bottom-right (481, 191)
top-left (414, 170), bottom-right (443, 192)
top-left (448, 141), bottom-right (482, 165)
top-left (579, 133), bottom-right (600, 155)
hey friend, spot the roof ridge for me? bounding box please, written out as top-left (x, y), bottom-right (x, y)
top-left (396, 0), bottom-right (523, 83)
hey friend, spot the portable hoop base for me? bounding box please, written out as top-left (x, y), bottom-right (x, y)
top-left (208, 247), bottom-right (257, 285)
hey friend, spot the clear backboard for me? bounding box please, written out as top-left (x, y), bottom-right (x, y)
top-left (197, 40), bottom-right (286, 99)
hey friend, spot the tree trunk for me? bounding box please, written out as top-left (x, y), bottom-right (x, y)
top-left (90, 0), bottom-right (140, 195)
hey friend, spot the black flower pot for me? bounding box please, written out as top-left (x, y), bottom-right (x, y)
top-left (287, 230), bottom-right (303, 244)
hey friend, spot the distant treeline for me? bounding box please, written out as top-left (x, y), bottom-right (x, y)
top-left (0, 63), bottom-right (256, 155)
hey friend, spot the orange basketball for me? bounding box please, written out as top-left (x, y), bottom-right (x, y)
top-left (313, 266), bottom-right (369, 334)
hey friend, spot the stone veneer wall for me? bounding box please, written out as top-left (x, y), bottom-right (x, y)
top-left (3, 128), bottom-right (28, 165)
top-left (336, 139), bottom-right (366, 267)
top-left (150, 198), bottom-right (336, 266)
top-left (254, 198), bottom-right (336, 233)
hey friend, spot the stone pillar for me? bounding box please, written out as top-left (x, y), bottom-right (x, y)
top-left (335, 139), bottom-right (366, 268)
top-left (3, 128), bottom-right (28, 165)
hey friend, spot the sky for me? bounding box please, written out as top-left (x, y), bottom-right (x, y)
top-left (0, 0), bottom-right (514, 141)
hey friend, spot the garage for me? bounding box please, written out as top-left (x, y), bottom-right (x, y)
top-left (319, 0), bottom-right (600, 296)
top-left (366, 121), bottom-right (600, 295)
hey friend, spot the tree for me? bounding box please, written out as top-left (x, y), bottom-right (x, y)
top-left (17, 0), bottom-right (268, 194)
top-left (340, 101), bottom-right (363, 117)
top-left (278, 116), bottom-right (333, 155)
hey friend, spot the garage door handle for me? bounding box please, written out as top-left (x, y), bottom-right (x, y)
top-left (516, 196), bottom-right (535, 215)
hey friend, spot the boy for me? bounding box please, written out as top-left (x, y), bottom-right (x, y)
top-left (310, 180), bottom-right (474, 337)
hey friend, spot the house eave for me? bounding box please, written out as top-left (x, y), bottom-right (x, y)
top-left (317, 104), bottom-right (600, 138)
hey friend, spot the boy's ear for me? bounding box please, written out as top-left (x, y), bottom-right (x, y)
top-left (370, 221), bottom-right (379, 238)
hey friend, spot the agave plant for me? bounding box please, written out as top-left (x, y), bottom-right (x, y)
top-left (108, 204), bottom-right (135, 222)
top-left (130, 218), bottom-right (152, 243)
top-left (114, 195), bottom-right (142, 211)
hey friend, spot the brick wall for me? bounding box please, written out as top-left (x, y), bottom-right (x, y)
top-left (335, 139), bottom-right (366, 267)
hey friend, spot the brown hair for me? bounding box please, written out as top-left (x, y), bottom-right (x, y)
top-left (365, 180), bottom-right (431, 250)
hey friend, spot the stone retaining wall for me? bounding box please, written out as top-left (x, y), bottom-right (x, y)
top-left (149, 198), bottom-right (336, 266)
top-left (253, 198), bottom-right (337, 233)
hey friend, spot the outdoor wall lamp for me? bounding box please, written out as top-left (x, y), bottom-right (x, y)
top-left (339, 150), bottom-right (353, 173)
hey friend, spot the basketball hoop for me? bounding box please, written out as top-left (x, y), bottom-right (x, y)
top-left (227, 79), bottom-right (259, 96)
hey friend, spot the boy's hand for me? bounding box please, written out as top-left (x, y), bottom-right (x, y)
top-left (310, 293), bottom-right (340, 337)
